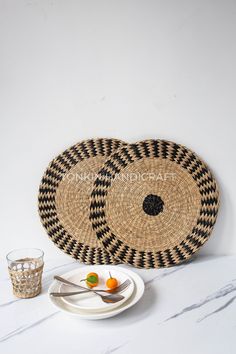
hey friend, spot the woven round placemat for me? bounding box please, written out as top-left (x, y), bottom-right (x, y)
top-left (90, 139), bottom-right (220, 268)
top-left (38, 138), bottom-right (125, 265)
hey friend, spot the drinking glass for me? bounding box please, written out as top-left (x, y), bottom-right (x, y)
top-left (6, 248), bottom-right (44, 298)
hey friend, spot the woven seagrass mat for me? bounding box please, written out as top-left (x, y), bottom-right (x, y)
top-left (90, 139), bottom-right (220, 268)
top-left (38, 138), bottom-right (125, 265)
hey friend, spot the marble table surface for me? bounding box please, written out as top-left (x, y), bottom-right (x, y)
top-left (0, 254), bottom-right (236, 354)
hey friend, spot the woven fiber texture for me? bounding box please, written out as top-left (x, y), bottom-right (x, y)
top-left (38, 138), bottom-right (125, 265)
top-left (8, 259), bottom-right (43, 298)
top-left (90, 140), bottom-right (220, 268)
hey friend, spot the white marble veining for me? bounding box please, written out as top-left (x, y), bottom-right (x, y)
top-left (1, 255), bottom-right (236, 354)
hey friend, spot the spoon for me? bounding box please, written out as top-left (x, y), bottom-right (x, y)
top-left (50, 276), bottom-right (128, 303)
top-left (54, 275), bottom-right (130, 294)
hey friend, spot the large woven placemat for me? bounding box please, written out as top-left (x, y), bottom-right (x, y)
top-left (38, 138), bottom-right (125, 264)
top-left (90, 140), bottom-right (220, 268)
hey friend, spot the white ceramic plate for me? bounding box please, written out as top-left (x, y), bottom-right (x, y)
top-left (48, 266), bottom-right (145, 320)
top-left (59, 266), bottom-right (134, 312)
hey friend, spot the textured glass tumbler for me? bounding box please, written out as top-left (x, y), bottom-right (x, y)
top-left (7, 248), bottom-right (44, 298)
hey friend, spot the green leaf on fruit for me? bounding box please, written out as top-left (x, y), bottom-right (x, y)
top-left (87, 275), bottom-right (98, 284)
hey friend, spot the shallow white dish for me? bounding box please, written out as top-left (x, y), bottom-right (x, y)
top-left (48, 266), bottom-right (145, 320)
top-left (59, 266), bottom-right (134, 312)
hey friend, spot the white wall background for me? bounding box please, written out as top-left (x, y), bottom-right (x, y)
top-left (0, 0), bottom-right (235, 259)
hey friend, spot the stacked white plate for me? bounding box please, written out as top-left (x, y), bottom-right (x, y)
top-left (48, 265), bottom-right (145, 320)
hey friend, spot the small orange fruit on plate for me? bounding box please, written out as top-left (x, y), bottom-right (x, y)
top-left (81, 272), bottom-right (99, 288)
top-left (106, 272), bottom-right (118, 290)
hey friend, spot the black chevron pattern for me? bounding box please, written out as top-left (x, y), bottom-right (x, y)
top-left (90, 139), bottom-right (220, 269)
top-left (38, 138), bottom-right (125, 265)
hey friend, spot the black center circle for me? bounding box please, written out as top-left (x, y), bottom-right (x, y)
top-left (143, 194), bottom-right (164, 216)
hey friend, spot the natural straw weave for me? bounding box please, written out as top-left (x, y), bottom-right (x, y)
top-left (90, 140), bottom-right (220, 268)
top-left (38, 138), bottom-right (125, 265)
top-left (8, 259), bottom-right (43, 298)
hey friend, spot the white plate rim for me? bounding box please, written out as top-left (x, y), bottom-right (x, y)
top-left (48, 266), bottom-right (145, 320)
